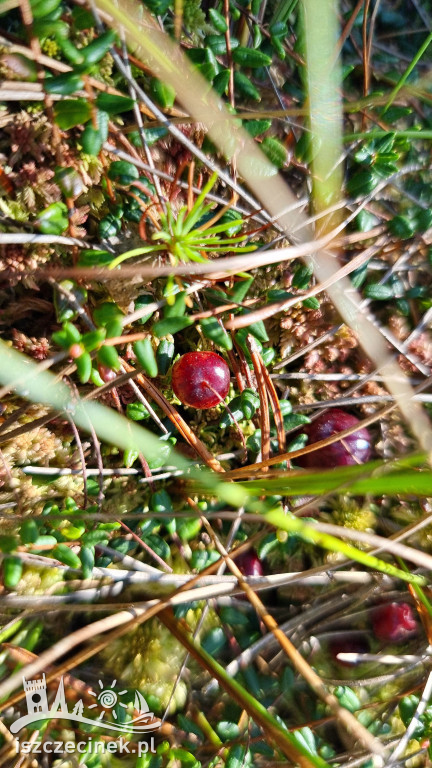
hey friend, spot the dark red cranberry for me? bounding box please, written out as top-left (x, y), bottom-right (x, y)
top-left (328, 634), bottom-right (370, 666)
top-left (235, 550), bottom-right (264, 577)
top-left (297, 409), bottom-right (371, 468)
top-left (171, 351), bottom-right (230, 409)
top-left (371, 602), bottom-right (417, 642)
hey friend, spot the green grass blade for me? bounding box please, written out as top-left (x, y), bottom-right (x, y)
top-left (108, 244), bottom-right (162, 269)
top-left (161, 609), bottom-right (332, 768)
top-left (382, 30), bottom-right (432, 115)
top-left (263, 509), bottom-right (426, 587)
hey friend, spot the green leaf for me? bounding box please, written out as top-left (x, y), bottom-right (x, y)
top-left (79, 29), bottom-right (116, 66)
top-left (151, 489), bottom-right (173, 514)
top-left (81, 328), bottom-right (106, 352)
top-left (45, 72), bottom-right (84, 95)
top-left (364, 283), bottom-right (395, 300)
top-left (201, 626), bottom-right (226, 655)
top-left (355, 209), bottom-right (377, 232)
top-left (282, 413), bottom-right (310, 431)
top-left (143, 533), bottom-right (170, 561)
top-left (20, 520), bottom-right (39, 545)
top-left (30, 0), bottom-right (61, 19)
top-left (93, 302), bottom-right (123, 326)
top-left (205, 34), bottom-right (239, 56)
top-left (213, 69), bottom-right (231, 96)
top-left (220, 606), bottom-right (250, 626)
top-left (53, 98), bottom-right (91, 130)
top-left (216, 721), bottom-right (240, 742)
top-left (149, 77), bottom-right (176, 108)
top-left (124, 447), bottom-right (139, 467)
top-left (232, 46), bottom-right (272, 67)
top-left (414, 209), bottom-right (432, 233)
top-left (292, 264), bottom-right (313, 289)
top-left (399, 695), bottom-right (421, 728)
top-left (293, 727), bottom-right (317, 756)
top-left (52, 543), bottom-right (81, 569)
top-left (134, 338), bottom-right (158, 377)
top-left (176, 518), bottom-right (202, 541)
top-left (61, 321), bottom-right (82, 346)
top-left (302, 297), bottom-right (320, 310)
top-left (153, 317), bottom-right (193, 337)
top-left (90, 367), bottom-right (104, 387)
top-left (225, 745), bottom-right (249, 768)
top-left (244, 119), bottom-right (272, 137)
top-left (271, 34), bottom-right (285, 60)
top-left (0, 536), bottom-right (19, 553)
top-left (351, 261), bottom-right (369, 289)
top-left (388, 215), bottom-right (416, 239)
top-left (143, 0), bottom-right (171, 12)
top-left (169, 749), bottom-right (200, 768)
top-left (142, 125), bottom-right (168, 144)
top-left (126, 402), bottom-right (150, 421)
top-left (97, 345), bottom-right (121, 371)
top-left (76, 352), bottom-right (92, 383)
top-left (81, 122), bottom-right (104, 156)
top-left (234, 71), bottom-right (261, 101)
top-left (156, 339), bottom-right (175, 375)
top-left (37, 202), bottom-right (68, 234)
top-left (209, 7), bottom-right (228, 32)
top-left (347, 169), bottom-right (379, 198)
top-left (334, 686), bottom-right (361, 713)
top-left (81, 110), bottom-right (109, 155)
top-left (78, 249), bottom-right (114, 266)
top-left (3, 556), bottom-right (23, 589)
top-left (95, 92), bottom-right (135, 115)
top-left (71, 6), bottom-right (94, 28)
top-left (201, 317), bottom-right (232, 350)
top-left (80, 545), bottom-right (95, 579)
top-left (261, 136), bottom-right (287, 168)
top-left (164, 291), bottom-right (187, 318)
top-left (108, 160), bottom-right (139, 186)
top-left (55, 37), bottom-right (84, 66)
top-left (135, 294), bottom-right (155, 324)
top-left (237, 309), bottom-right (269, 343)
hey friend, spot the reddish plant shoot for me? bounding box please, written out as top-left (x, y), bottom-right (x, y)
top-left (171, 351), bottom-right (230, 409)
top-left (98, 363), bottom-right (117, 383)
top-left (297, 408), bottom-right (372, 468)
top-left (371, 602), bottom-right (417, 642)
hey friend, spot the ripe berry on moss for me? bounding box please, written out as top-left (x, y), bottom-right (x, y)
top-left (297, 408), bottom-right (371, 468)
top-left (171, 351), bottom-right (230, 409)
top-left (371, 602), bottom-right (417, 642)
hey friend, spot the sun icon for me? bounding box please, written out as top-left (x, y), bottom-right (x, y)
top-left (88, 680), bottom-right (128, 720)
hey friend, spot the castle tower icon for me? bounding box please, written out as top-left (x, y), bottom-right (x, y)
top-left (24, 675), bottom-right (48, 715)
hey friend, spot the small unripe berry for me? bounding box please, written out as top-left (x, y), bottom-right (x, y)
top-left (371, 602), bottom-right (417, 642)
top-left (171, 351), bottom-right (230, 409)
top-left (297, 408), bottom-right (371, 468)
